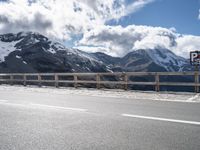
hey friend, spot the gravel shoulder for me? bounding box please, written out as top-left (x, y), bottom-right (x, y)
top-left (0, 85), bottom-right (199, 103)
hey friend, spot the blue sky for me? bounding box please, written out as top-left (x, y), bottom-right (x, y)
top-left (0, 0), bottom-right (200, 57)
top-left (68, 0), bottom-right (200, 48)
top-left (108, 0), bottom-right (200, 35)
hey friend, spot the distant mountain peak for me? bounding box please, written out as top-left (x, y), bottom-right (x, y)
top-left (0, 32), bottom-right (192, 73)
top-left (0, 32), bottom-right (109, 73)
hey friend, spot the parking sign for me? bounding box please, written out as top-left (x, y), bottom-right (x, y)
top-left (190, 51), bottom-right (200, 66)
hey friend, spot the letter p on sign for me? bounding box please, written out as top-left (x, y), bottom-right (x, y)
top-left (190, 51), bottom-right (200, 66)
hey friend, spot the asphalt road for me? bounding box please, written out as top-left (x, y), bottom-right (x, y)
top-left (0, 87), bottom-right (200, 150)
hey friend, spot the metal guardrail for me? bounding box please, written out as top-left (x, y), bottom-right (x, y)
top-left (0, 72), bottom-right (199, 92)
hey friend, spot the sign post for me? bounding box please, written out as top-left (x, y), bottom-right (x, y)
top-left (190, 51), bottom-right (200, 93)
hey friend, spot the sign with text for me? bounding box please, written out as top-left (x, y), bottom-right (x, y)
top-left (190, 51), bottom-right (200, 66)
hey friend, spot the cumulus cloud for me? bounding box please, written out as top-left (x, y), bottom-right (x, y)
top-left (174, 35), bottom-right (200, 57)
top-left (77, 25), bottom-right (200, 58)
top-left (0, 0), bottom-right (153, 40)
top-left (78, 25), bottom-right (141, 56)
top-left (0, 0), bottom-right (199, 58)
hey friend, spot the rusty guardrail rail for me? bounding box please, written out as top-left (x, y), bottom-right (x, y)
top-left (0, 72), bottom-right (199, 92)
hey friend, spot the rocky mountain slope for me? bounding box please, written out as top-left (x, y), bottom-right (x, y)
top-left (0, 32), bottom-right (192, 73)
top-left (116, 48), bottom-right (191, 72)
top-left (0, 32), bottom-right (109, 73)
top-left (92, 48), bottom-right (191, 72)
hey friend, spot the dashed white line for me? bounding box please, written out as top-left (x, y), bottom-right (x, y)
top-left (122, 114), bottom-right (200, 126)
top-left (0, 100), bottom-right (87, 112)
top-left (30, 103), bottom-right (88, 112)
top-left (0, 102), bottom-right (31, 108)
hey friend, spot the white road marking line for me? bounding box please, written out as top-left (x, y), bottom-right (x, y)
top-left (0, 100), bottom-right (8, 102)
top-left (30, 103), bottom-right (88, 112)
top-left (0, 101), bottom-right (88, 112)
top-left (122, 114), bottom-right (200, 126)
top-left (0, 102), bottom-right (30, 108)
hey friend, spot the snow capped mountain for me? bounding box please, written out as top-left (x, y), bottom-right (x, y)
top-left (115, 48), bottom-right (191, 72)
top-left (0, 32), bottom-right (192, 73)
top-left (0, 32), bottom-right (109, 73)
top-left (145, 48), bottom-right (189, 71)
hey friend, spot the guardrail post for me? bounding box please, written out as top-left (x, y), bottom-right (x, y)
top-left (96, 74), bottom-right (100, 89)
top-left (23, 74), bottom-right (27, 86)
top-left (74, 75), bottom-right (78, 88)
top-left (155, 73), bottom-right (160, 92)
top-left (55, 74), bottom-right (59, 88)
top-left (195, 72), bottom-right (199, 93)
top-left (38, 74), bottom-right (42, 87)
top-left (10, 75), bottom-right (14, 85)
top-left (124, 73), bottom-right (128, 90)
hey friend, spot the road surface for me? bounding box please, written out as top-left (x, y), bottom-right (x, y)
top-left (0, 86), bottom-right (200, 150)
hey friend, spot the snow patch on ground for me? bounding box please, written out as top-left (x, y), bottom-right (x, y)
top-left (0, 85), bottom-right (199, 103)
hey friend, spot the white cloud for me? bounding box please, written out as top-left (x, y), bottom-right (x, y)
top-left (1, 0), bottom-right (199, 58)
top-left (77, 25), bottom-right (200, 58)
top-left (78, 25), bottom-right (176, 56)
top-left (124, 0), bottom-right (154, 18)
top-left (74, 45), bottom-right (110, 54)
top-left (0, 0), bottom-right (153, 40)
top-left (174, 35), bottom-right (200, 57)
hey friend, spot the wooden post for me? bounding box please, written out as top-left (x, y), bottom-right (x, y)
top-left (38, 74), bottom-right (42, 87)
top-left (55, 74), bottom-right (59, 88)
top-left (10, 75), bottom-right (14, 85)
top-left (23, 74), bottom-right (27, 86)
top-left (124, 73), bottom-right (128, 90)
top-left (96, 74), bottom-right (100, 89)
top-left (155, 73), bottom-right (160, 92)
top-left (194, 66), bottom-right (199, 93)
top-left (74, 75), bottom-right (78, 88)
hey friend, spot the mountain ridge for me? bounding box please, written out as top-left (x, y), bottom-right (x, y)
top-left (0, 32), bottom-right (193, 73)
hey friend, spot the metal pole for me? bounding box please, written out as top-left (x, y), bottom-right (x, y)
top-left (195, 65), bottom-right (199, 93)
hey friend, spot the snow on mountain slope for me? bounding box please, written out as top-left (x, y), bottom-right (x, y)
top-left (146, 49), bottom-right (189, 71)
top-left (0, 32), bottom-right (108, 73)
top-left (0, 40), bottom-right (22, 62)
top-left (0, 32), bottom-right (192, 73)
top-left (117, 48), bottom-right (191, 72)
